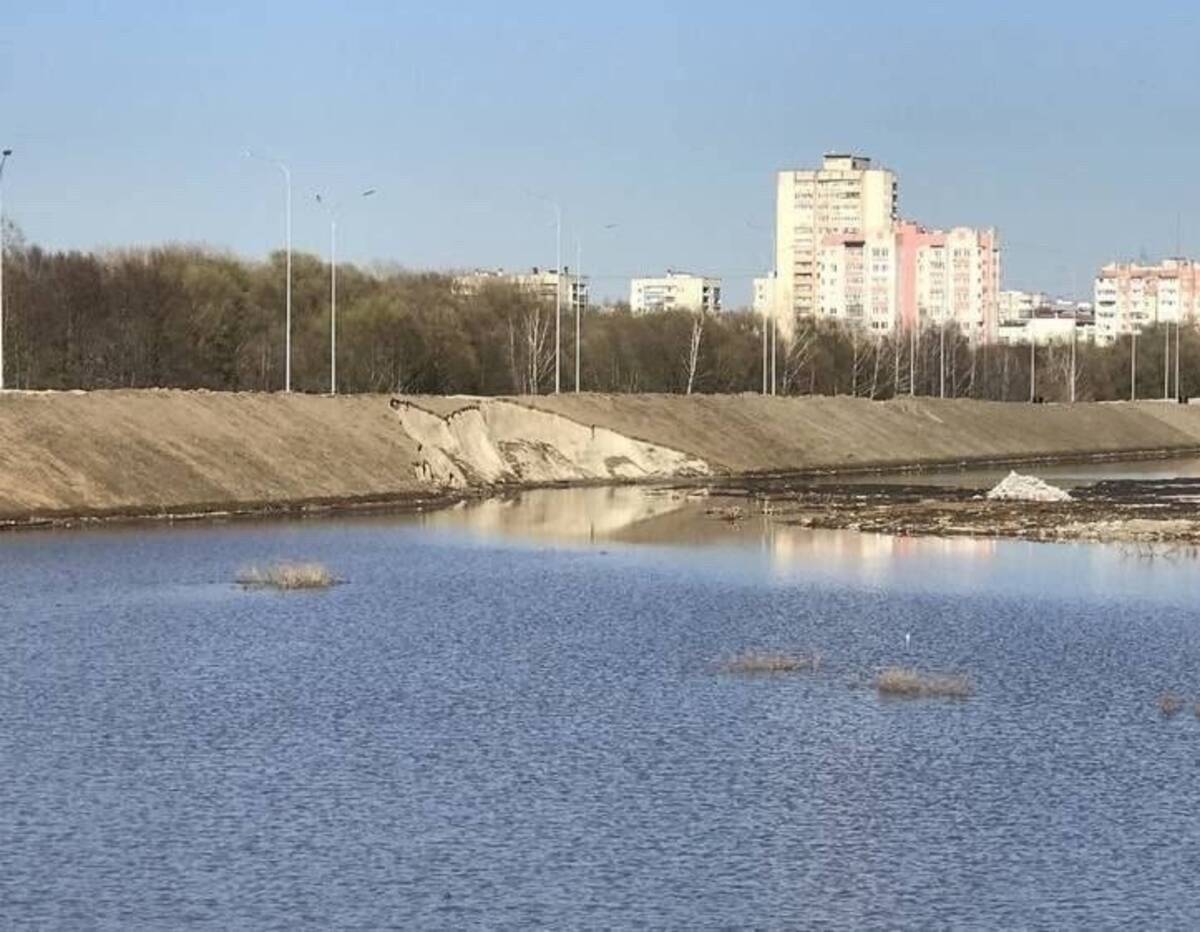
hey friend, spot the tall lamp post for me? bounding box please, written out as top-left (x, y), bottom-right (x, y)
top-left (573, 223), bottom-right (618, 393)
top-left (315, 189), bottom-right (376, 395)
top-left (746, 219), bottom-right (777, 395)
top-left (0, 148), bottom-right (11, 392)
top-left (553, 202), bottom-right (562, 394)
top-left (245, 151), bottom-right (292, 392)
top-left (1131, 329), bottom-right (1138, 401)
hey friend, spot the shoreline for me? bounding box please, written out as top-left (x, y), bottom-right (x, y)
top-left (3, 445), bottom-right (1198, 543)
top-left (6, 390), bottom-right (1200, 539)
top-left (699, 475), bottom-right (1200, 548)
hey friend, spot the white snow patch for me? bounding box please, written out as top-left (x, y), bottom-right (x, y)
top-left (986, 470), bottom-right (1072, 503)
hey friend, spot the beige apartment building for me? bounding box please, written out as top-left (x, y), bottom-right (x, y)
top-left (775, 153), bottom-right (898, 327)
top-left (630, 271), bottom-right (721, 313)
top-left (454, 266), bottom-right (588, 310)
top-left (1093, 259), bottom-right (1200, 344)
top-left (816, 228), bottom-right (900, 333)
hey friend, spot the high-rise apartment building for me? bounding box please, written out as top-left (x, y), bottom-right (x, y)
top-left (773, 152), bottom-right (1003, 341)
top-left (816, 228), bottom-right (901, 333)
top-left (909, 225), bottom-right (1001, 342)
top-left (1093, 259), bottom-right (1200, 344)
top-left (775, 153), bottom-right (898, 323)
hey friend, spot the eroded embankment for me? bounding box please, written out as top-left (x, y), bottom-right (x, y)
top-left (3, 389), bottom-right (1200, 527)
top-left (390, 398), bottom-right (710, 486)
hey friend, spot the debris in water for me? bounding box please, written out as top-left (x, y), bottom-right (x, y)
top-left (985, 470), bottom-right (1072, 503)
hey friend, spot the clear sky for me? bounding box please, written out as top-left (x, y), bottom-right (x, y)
top-left (3, 0), bottom-right (1200, 304)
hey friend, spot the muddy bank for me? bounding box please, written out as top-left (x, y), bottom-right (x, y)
top-left (700, 476), bottom-right (1200, 546)
top-left (4, 389), bottom-right (1200, 529)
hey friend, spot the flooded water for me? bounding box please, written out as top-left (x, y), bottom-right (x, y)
top-left (3, 489), bottom-right (1200, 929)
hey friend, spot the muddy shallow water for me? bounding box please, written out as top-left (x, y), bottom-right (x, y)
top-left (3, 490), bottom-right (1200, 928)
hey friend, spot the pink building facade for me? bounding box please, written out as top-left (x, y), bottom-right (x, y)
top-left (816, 221), bottom-right (1001, 340)
top-left (1093, 259), bottom-right (1200, 344)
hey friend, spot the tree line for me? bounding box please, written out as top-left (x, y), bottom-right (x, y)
top-left (1, 233), bottom-right (1195, 401)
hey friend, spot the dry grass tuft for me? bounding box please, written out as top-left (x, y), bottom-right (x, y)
top-left (237, 562), bottom-right (335, 591)
top-left (720, 651), bottom-right (821, 675)
top-left (1159, 692), bottom-right (1184, 717)
top-left (875, 667), bottom-right (971, 699)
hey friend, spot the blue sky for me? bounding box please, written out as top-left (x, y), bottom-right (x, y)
top-left (3, 0), bottom-right (1200, 304)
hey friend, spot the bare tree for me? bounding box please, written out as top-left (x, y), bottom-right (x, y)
top-left (683, 310), bottom-right (705, 395)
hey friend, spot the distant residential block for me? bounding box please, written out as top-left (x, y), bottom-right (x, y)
top-left (752, 276), bottom-right (776, 316)
top-left (996, 305), bottom-right (1095, 345)
top-left (1093, 259), bottom-right (1200, 344)
top-left (630, 271), bottom-right (721, 313)
top-left (454, 266), bottom-right (588, 310)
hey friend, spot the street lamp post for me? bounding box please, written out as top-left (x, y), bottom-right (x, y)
top-left (554, 202), bottom-right (562, 394)
top-left (1164, 323), bottom-right (1170, 401)
top-left (0, 148), bottom-right (11, 392)
top-left (245, 151), bottom-right (292, 392)
top-left (316, 189), bottom-right (376, 395)
top-left (1029, 337), bottom-right (1036, 403)
top-left (1175, 321), bottom-right (1181, 401)
top-left (573, 223), bottom-right (617, 393)
top-left (1131, 329), bottom-right (1138, 402)
top-left (746, 219), bottom-right (777, 396)
top-left (1070, 319), bottom-right (1077, 403)
top-left (939, 322), bottom-right (946, 399)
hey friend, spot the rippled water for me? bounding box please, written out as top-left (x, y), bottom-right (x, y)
top-left (3, 494), bottom-right (1200, 929)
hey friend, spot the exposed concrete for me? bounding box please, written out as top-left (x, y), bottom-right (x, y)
top-left (3, 389), bottom-right (1200, 526)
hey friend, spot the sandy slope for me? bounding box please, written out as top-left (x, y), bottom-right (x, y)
top-left (0, 390), bottom-right (425, 519)
top-left (3, 389), bottom-right (1200, 523)
top-left (521, 394), bottom-right (1200, 473)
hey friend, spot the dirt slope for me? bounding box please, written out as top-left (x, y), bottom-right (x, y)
top-left (0, 390), bottom-right (424, 519)
top-left (521, 394), bottom-right (1200, 473)
top-left (4, 389), bottom-right (1200, 523)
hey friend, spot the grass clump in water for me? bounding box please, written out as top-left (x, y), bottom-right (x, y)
top-left (237, 562), bottom-right (335, 591)
top-left (875, 667), bottom-right (971, 699)
top-left (720, 651), bottom-right (821, 675)
top-left (1158, 692), bottom-right (1184, 717)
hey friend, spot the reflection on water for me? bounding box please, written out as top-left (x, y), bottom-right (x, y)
top-left (415, 485), bottom-right (694, 543)
top-left (413, 484), bottom-right (1191, 604)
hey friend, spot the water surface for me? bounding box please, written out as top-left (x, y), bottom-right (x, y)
top-left (2, 492), bottom-right (1199, 929)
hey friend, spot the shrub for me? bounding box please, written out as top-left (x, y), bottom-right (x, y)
top-left (875, 667), bottom-right (971, 699)
top-left (720, 651), bottom-right (821, 674)
top-left (1159, 692), bottom-right (1184, 717)
top-left (237, 562), bottom-right (335, 591)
